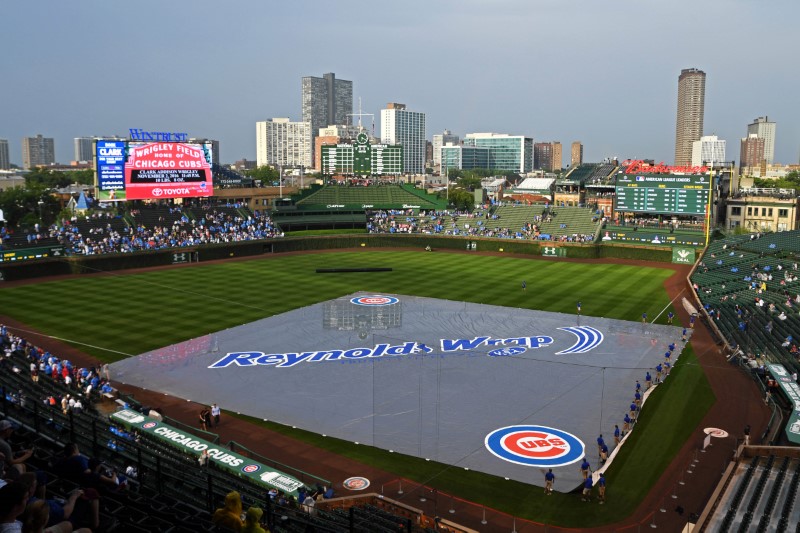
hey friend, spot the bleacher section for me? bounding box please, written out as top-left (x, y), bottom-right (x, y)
top-left (690, 231), bottom-right (800, 371)
top-left (586, 163), bottom-right (617, 185)
top-left (295, 184), bottom-right (446, 211)
top-left (537, 207), bottom-right (601, 241)
top-left (701, 451), bottom-right (800, 533)
top-left (564, 164), bottom-right (600, 183)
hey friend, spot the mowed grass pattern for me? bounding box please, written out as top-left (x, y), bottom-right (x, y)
top-left (0, 251), bottom-right (713, 528)
top-left (1, 251), bottom-right (673, 361)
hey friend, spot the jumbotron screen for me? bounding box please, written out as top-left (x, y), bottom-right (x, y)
top-left (96, 141), bottom-right (213, 201)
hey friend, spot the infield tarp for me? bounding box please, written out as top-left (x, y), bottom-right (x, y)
top-left (110, 294), bottom-right (689, 492)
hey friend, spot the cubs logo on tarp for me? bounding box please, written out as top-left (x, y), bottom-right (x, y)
top-left (350, 295), bottom-right (399, 307)
top-left (343, 477), bottom-right (370, 490)
top-left (485, 425), bottom-right (585, 467)
top-left (242, 464), bottom-right (261, 474)
top-left (142, 422), bottom-right (158, 430)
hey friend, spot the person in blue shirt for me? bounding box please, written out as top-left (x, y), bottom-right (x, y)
top-left (614, 425), bottom-right (621, 445)
top-left (544, 469), bottom-right (555, 495)
top-left (656, 363), bottom-right (663, 383)
top-left (641, 312), bottom-right (647, 324)
top-left (667, 311), bottom-right (674, 324)
top-left (597, 473), bottom-right (606, 504)
top-left (596, 435), bottom-right (605, 455)
top-left (630, 402), bottom-right (638, 421)
top-left (580, 458), bottom-right (590, 480)
top-left (668, 342), bottom-right (676, 353)
top-left (623, 414), bottom-right (631, 433)
top-left (682, 328), bottom-right (688, 342)
top-left (645, 371), bottom-right (652, 390)
top-left (600, 443), bottom-right (609, 464)
top-left (581, 476), bottom-right (593, 501)
top-left (577, 301), bottom-right (582, 315)
top-left (522, 280), bottom-right (526, 291)
top-left (635, 380), bottom-right (641, 392)
top-left (634, 390), bottom-right (642, 407)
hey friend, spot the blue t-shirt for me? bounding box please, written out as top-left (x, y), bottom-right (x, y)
top-left (545, 471), bottom-right (555, 482)
top-left (584, 477), bottom-right (593, 489)
top-left (598, 476), bottom-right (606, 487)
top-left (580, 460), bottom-right (590, 471)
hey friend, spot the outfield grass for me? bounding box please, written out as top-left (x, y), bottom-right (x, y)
top-left (0, 251), bottom-right (675, 362)
top-left (0, 250), bottom-right (713, 527)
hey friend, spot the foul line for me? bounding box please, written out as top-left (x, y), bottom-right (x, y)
top-left (652, 288), bottom-right (686, 324)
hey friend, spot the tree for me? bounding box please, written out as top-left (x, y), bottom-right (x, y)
top-left (243, 166), bottom-right (280, 184)
top-left (440, 188), bottom-right (475, 211)
top-left (24, 168), bottom-right (71, 189)
top-left (0, 185), bottom-right (59, 228)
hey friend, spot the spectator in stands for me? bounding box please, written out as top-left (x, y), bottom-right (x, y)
top-left (18, 473), bottom-right (96, 532)
top-left (199, 407), bottom-right (210, 431)
top-left (0, 481), bottom-right (28, 532)
top-left (241, 507), bottom-right (267, 533)
top-left (86, 458), bottom-right (126, 493)
top-left (212, 491), bottom-right (243, 532)
top-left (53, 444), bottom-right (89, 484)
top-left (0, 421), bottom-right (33, 479)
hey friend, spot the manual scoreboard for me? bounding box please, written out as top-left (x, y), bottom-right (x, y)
top-left (615, 173), bottom-right (711, 216)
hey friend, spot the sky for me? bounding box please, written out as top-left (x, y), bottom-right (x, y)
top-left (2, 0), bottom-right (799, 167)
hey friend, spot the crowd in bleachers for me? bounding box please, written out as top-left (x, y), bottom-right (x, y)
top-left (0, 205), bottom-right (283, 256)
top-left (366, 206), bottom-right (598, 242)
top-left (690, 230), bottom-right (800, 372)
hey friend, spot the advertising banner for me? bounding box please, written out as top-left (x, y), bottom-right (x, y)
top-left (672, 248), bottom-right (696, 264)
top-left (96, 140), bottom-right (127, 201)
top-left (767, 364), bottom-right (800, 445)
top-left (109, 409), bottom-right (305, 494)
top-left (124, 142), bottom-right (213, 200)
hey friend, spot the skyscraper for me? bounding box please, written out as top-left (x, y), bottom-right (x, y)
top-left (432, 130), bottom-right (460, 168)
top-left (747, 117), bottom-right (776, 164)
top-left (74, 137), bottom-right (94, 163)
top-left (380, 103), bottom-right (426, 174)
top-left (255, 119), bottom-right (312, 168)
top-left (463, 133), bottom-right (533, 173)
top-left (22, 134), bottom-right (55, 169)
top-left (740, 134), bottom-right (765, 172)
top-left (691, 135), bottom-right (726, 167)
top-left (674, 68), bottom-right (706, 167)
top-left (301, 73), bottom-right (353, 164)
top-left (551, 142), bottom-right (563, 172)
top-left (571, 141), bottom-right (583, 167)
top-left (0, 139), bottom-right (9, 170)
top-left (533, 142), bottom-right (553, 171)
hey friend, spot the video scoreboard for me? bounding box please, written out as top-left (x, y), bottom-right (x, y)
top-left (615, 173), bottom-right (711, 216)
top-left (96, 140), bottom-right (214, 201)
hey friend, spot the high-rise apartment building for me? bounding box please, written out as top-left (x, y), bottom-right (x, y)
top-left (74, 137), bottom-right (94, 163)
top-left (552, 142), bottom-right (562, 172)
top-left (432, 130), bottom-right (460, 168)
top-left (674, 68), bottom-right (706, 167)
top-left (740, 134), bottom-right (765, 171)
top-left (571, 141), bottom-right (583, 167)
top-left (691, 135), bottom-right (726, 167)
top-left (255, 118), bottom-right (312, 168)
top-left (747, 117), bottom-right (776, 164)
top-left (380, 103), bottom-right (426, 174)
top-left (533, 142), bottom-right (553, 171)
top-left (302, 73), bottom-right (353, 165)
top-left (463, 133), bottom-right (533, 174)
top-left (0, 139), bottom-right (10, 170)
top-left (22, 134), bottom-right (55, 169)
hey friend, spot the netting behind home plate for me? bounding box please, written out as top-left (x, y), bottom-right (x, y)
top-left (110, 293), bottom-right (688, 492)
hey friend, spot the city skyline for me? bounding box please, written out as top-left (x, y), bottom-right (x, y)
top-left (1, 1), bottom-right (799, 167)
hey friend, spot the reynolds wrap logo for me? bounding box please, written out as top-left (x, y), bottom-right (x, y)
top-left (208, 327), bottom-right (604, 370)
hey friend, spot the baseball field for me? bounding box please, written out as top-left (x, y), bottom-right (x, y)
top-left (0, 250), bottom-right (715, 527)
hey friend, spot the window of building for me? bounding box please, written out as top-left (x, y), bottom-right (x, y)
top-left (731, 207), bottom-right (742, 216)
top-left (768, 208), bottom-right (773, 216)
top-left (747, 207), bottom-right (752, 216)
top-left (779, 209), bottom-right (788, 218)
top-left (762, 208), bottom-right (767, 216)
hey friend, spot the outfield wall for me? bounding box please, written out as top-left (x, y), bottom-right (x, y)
top-left (0, 235), bottom-right (680, 282)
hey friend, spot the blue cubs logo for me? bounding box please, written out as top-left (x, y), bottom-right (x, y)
top-left (488, 346), bottom-right (527, 357)
top-left (485, 425), bottom-right (585, 467)
top-left (242, 464), bottom-right (260, 474)
top-left (142, 422), bottom-right (158, 429)
top-left (350, 295), bottom-right (399, 307)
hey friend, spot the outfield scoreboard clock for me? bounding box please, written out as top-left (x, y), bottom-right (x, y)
top-left (353, 132), bottom-right (371, 174)
top-left (615, 173), bottom-right (711, 216)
